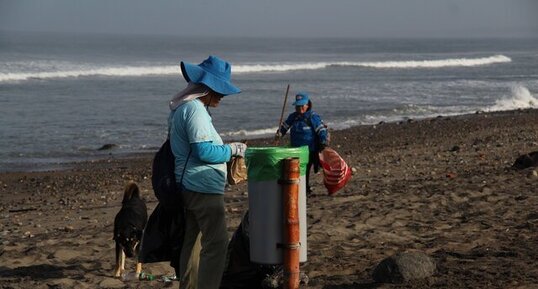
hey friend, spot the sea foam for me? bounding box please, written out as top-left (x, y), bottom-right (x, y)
top-left (488, 85), bottom-right (538, 111)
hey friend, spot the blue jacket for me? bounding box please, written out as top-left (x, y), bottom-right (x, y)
top-left (279, 110), bottom-right (328, 152)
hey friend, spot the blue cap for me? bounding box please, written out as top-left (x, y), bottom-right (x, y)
top-left (292, 92), bottom-right (309, 106)
top-left (180, 55), bottom-right (241, 96)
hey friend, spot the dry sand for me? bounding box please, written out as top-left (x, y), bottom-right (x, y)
top-left (1, 109), bottom-right (538, 289)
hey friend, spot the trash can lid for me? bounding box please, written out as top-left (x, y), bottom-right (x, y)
top-left (245, 146), bottom-right (309, 182)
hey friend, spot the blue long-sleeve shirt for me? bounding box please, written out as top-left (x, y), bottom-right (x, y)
top-left (191, 141), bottom-right (232, 163)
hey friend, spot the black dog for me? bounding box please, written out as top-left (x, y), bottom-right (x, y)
top-left (113, 182), bottom-right (148, 277)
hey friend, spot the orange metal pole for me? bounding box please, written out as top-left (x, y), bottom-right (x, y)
top-left (282, 157), bottom-right (300, 289)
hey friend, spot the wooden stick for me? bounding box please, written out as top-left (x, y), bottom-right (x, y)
top-left (275, 84), bottom-right (291, 145)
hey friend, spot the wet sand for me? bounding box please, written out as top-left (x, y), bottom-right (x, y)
top-left (1, 109), bottom-right (538, 288)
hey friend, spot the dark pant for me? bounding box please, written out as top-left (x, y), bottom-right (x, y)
top-left (306, 151), bottom-right (320, 192)
top-left (179, 190), bottom-right (228, 289)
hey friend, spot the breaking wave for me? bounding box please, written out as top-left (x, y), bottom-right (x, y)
top-left (0, 65), bottom-right (180, 82)
top-left (488, 85), bottom-right (538, 111)
top-left (348, 54), bottom-right (511, 69)
top-left (221, 127), bottom-right (278, 140)
top-left (234, 55), bottom-right (511, 72)
top-left (222, 85), bottom-right (536, 139)
top-left (0, 55), bottom-right (511, 82)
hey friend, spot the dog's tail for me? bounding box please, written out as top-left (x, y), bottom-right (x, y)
top-left (122, 181), bottom-right (140, 203)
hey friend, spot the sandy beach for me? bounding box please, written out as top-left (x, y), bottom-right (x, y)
top-left (1, 109), bottom-right (538, 289)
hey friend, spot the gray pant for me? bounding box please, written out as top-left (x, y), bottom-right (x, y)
top-left (179, 189), bottom-right (228, 289)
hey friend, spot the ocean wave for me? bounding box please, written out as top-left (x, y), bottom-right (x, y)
top-left (233, 55), bottom-right (511, 72)
top-left (0, 55), bottom-right (512, 82)
top-left (488, 85), bottom-right (537, 112)
top-left (233, 63), bottom-right (328, 73)
top-left (221, 127), bottom-right (279, 140)
top-left (0, 65), bottom-right (180, 82)
top-left (345, 54), bottom-right (511, 69)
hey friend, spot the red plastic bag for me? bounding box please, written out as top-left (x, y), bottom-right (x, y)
top-left (319, 147), bottom-right (352, 196)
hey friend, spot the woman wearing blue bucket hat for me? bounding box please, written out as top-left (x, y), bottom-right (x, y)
top-left (167, 55), bottom-right (245, 289)
top-left (277, 92), bottom-right (329, 194)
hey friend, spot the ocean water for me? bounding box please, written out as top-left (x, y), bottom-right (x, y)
top-left (1, 31), bottom-right (538, 172)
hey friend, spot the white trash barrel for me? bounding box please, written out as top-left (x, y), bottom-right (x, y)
top-left (245, 146), bottom-right (309, 264)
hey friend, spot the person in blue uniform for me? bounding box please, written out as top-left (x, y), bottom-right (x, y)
top-left (277, 92), bottom-right (329, 193)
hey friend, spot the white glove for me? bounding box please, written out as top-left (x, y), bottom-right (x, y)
top-left (229, 142), bottom-right (247, 158)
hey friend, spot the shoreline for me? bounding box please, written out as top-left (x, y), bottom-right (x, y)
top-left (2, 108), bottom-right (535, 174)
top-left (1, 108), bottom-right (538, 288)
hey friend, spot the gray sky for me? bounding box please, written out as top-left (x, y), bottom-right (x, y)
top-left (1, 0), bottom-right (537, 38)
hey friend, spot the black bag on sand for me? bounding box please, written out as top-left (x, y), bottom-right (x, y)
top-left (221, 211), bottom-right (309, 289)
top-left (220, 211), bottom-right (281, 289)
top-left (512, 151), bottom-right (538, 170)
top-left (138, 203), bottom-right (184, 275)
top-left (152, 139), bottom-right (182, 211)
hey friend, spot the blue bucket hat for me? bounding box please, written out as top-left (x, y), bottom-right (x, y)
top-left (292, 92), bottom-right (310, 106)
top-left (180, 55), bottom-right (241, 96)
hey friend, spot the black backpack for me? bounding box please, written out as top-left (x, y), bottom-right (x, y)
top-left (143, 138), bottom-right (186, 272)
top-left (152, 139), bottom-right (180, 206)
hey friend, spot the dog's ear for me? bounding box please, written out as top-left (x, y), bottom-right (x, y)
top-left (122, 182), bottom-right (140, 203)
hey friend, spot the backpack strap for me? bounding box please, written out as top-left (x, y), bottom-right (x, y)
top-left (168, 115), bottom-right (191, 189)
top-left (178, 149), bottom-right (191, 189)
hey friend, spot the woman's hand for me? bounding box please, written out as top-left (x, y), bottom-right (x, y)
top-left (229, 142), bottom-right (247, 158)
top-left (274, 130), bottom-right (282, 145)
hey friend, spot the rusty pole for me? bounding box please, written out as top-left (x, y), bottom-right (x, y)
top-left (282, 157), bottom-right (300, 289)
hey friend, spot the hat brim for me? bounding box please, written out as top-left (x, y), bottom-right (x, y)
top-left (181, 62), bottom-right (241, 96)
top-left (292, 99), bottom-right (309, 106)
